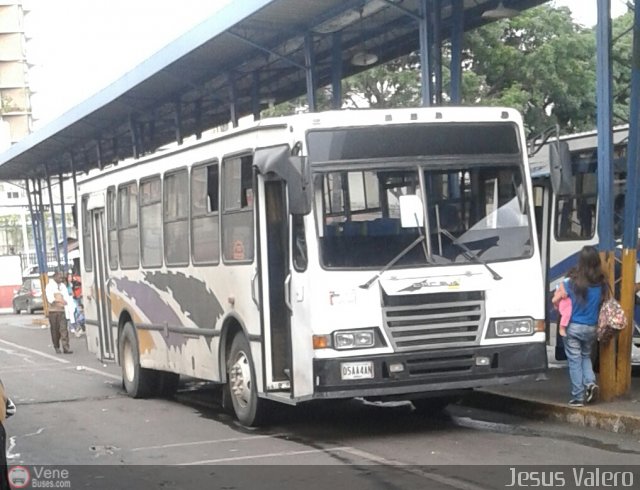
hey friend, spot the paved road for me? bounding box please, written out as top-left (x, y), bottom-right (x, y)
top-left (2, 313), bottom-right (640, 489)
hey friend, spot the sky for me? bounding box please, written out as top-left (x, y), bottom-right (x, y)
top-left (23, 0), bottom-right (630, 128)
top-left (552, 0), bottom-right (629, 27)
top-left (24, 0), bottom-right (232, 127)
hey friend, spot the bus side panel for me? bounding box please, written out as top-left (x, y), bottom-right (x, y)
top-left (105, 268), bottom-right (258, 382)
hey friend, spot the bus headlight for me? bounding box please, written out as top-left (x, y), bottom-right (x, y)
top-left (494, 318), bottom-right (534, 337)
top-left (334, 329), bottom-right (376, 350)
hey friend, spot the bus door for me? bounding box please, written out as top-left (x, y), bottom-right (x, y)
top-left (90, 207), bottom-right (115, 360)
top-left (256, 175), bottom-right (293, 393)
top-left (532, 180), bottom-right (551, 302)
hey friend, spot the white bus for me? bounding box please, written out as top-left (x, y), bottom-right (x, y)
top-left (79, 107), bottom-right (547, 426)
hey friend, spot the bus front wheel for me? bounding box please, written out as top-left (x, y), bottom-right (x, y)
top-left (120, 322), bottom-right (159, 398)
top-left (227, 333), bottom-right (267, 426)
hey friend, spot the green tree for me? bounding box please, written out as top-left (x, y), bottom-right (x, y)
top-left (462, 5), bottom-right (597, 137)
top-left (609, 7), bottom-right (634, 124)
top-left (342, 54), bottom-right (422, 108)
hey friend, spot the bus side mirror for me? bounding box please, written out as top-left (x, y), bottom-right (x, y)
top-left (254, 145), bottom-right (312, 215)
top-left (549, 140), bottom-right (572, 196)
top-left (287, 155), bottom-right (312, 215)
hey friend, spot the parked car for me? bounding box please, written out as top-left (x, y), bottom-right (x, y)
top-left (13, 278), bottom-right (44, 314)
top-left (22, 262), bottom-right (59, 279)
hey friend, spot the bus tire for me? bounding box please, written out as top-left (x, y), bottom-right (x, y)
top-left (227, 333), bottom-right (267, 427)
top-left (120, 322), bottom-right (159, 398)
top-left (158, 372), bottom-right (180, 398)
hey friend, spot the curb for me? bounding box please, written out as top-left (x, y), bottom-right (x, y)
top-left (462, 391), bottom-right (640, 435)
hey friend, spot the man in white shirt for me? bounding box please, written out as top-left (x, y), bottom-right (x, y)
top-left (45, 271), bottom-right (72, 354)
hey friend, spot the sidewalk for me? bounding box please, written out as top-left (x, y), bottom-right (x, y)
top-left (465, 354), bottom-right (640, 434)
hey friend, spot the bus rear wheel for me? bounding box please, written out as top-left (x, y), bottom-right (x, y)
top-left (120, 322), bottom-right (159, 398)
top-left (227, 333), bottom-right (267, 427)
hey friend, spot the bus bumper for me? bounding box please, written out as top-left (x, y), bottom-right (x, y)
top-left (312, 342), bottom-right (547, 399)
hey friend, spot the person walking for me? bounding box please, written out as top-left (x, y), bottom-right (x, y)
top-left (552, 245), bottom-right (606, 407)
top-left (45, 271), bottom-right (73, 354)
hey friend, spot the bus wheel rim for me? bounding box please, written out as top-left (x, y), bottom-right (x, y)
top-left (229, 351), bottom-right (252, 408)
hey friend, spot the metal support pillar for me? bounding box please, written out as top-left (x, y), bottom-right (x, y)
top-left (304, 32), bottom-right (318, 112)
top-left (252, 71), bottom-right (261, 121)
top-left (70, 156), bottom-right (79, 231)
top-left (228, 73), bottom-right (239, 128)
top-left (194, 99), bottom-right (203, 139)
top-left (35, 178), bottom-right (50, 315)
top-left (36, 178), bottom-right (48, 271)
top-left (617, 0), bottom-right (640, 397)
top-left (174, 100), bottom-right (183, 145)
top-left (26, 178), bottom-right (48, 315)
top-left (45, 164), bottom-right (61, 269)
top-left (59, 173), bottom-right (68, 273)
top-left (331, 32), bottom-right (343, 110)
top-left (596, 0), bottom-right (616, 401)
top-left (129, 114), bottom-right (140, 159)
top-left (25, 179), bottom-right (42, 272)
top-left (432, 0), bottom-right (442, 104)
top-left (440, 0), bottom-right (460, 198)
top-left (96, 139), bottom-right (104, 170)
top-left (418, 0), bottom-right (432, 106)
top-left (29, 179), bottom-right (43, 272)
top-left (450, 0), bottom-right (464, 104)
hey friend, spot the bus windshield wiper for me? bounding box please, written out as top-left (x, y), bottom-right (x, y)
top-left (439, 228), bottom-right (502, 281)
top-left (359, 234), bottom-right (428, 289)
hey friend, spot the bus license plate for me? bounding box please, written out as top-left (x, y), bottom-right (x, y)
top-left (341, 361), bottom-right (374, 380)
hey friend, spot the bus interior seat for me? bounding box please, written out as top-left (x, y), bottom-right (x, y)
top-left (342, 221), bottom-right (366, 236)
top-left (367, 218), bottom-right (400, 236)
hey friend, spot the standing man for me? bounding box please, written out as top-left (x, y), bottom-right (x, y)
top-left (45, 271), bottom-right (73, 354)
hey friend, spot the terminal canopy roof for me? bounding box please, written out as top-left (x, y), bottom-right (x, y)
top-left (0, 0), bottom-right (545, 180)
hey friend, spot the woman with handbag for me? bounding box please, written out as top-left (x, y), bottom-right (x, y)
top-left (552, 245), bottom-right (607, 407)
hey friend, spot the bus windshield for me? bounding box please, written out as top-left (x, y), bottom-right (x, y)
top-left (309, 121), bottom-right (533, 270)
top-left (315, 164), bottom-right (532, 269)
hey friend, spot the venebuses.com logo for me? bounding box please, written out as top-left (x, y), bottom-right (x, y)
top-left (8, 465), bottom-right (71, 488)
top-left (8, 466), bottom-right (30, 488)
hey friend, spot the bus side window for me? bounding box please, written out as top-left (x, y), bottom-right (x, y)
top-left (554, 161), bottom-right (596, 241)
top-left (191, 162), bottom-right (220, 264)
top-left (164, 169), bottom-right (190, 266)
top-left (118, 182), bottom-right (140, 269)
top-left (140, 176), bottom-right (162, 267)
top-left (222, 155), bottom-right (254, 263)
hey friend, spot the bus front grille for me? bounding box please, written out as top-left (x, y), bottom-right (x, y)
top-left (382, 290), bottom-right (485, 352)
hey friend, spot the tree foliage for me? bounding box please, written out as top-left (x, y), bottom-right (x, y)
top-left (462, 5), bottom-right (597, 136)
top-left (342, 54), bottom-right (422, 108)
